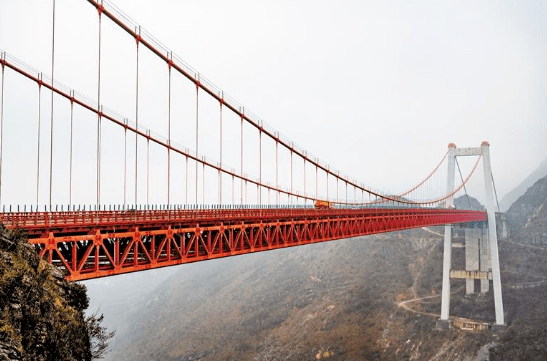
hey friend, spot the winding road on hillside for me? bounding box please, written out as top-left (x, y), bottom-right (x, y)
top-left (397, 294), bottom-right (442, 318)
top-left (501, 238), bottom-right (547, 251)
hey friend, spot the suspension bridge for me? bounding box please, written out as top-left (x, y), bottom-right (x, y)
top-left (0, 0), bottom-right (504, 326)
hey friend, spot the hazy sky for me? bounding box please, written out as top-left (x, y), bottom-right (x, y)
top-left (0, 0), bottom-right (545, 206)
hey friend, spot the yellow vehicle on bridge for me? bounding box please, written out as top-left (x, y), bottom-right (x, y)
top-left (314, 200), bottom-right (333, 209)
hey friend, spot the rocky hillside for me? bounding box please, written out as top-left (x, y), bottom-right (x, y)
top-left (506, 175), bottom-right (547, 244)
top-left (0, 225), bottom-right (112, 361)
top-left (487, 173), bottom-right (547, 360)
top-left (500, 157), bottom-right (547, 212)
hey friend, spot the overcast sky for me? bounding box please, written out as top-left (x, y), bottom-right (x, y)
top-left (0, 0), bottom-right (545, 206)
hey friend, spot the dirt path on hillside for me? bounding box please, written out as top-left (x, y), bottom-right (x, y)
top-left (421, 227), bottom-right (443, 237)
top-left (397, 240), bottom-right (445, 318)
top-left (501, 238), bottom-right (547, 251)
top-left (397, 294), bottom-right (441, 318)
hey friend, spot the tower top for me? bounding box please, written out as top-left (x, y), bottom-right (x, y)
top-left (448, 143), bottom-right (457, 148)
top-left (481, 141), bottom-right (490, 146)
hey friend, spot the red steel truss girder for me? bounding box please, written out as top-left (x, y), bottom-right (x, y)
top-left (1, 208), bottom-right (486, 281)
top-left (0, 208), bottom-right (482, 236)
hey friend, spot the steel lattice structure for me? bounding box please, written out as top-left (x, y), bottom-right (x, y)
top-left (0, 208), bottom-right (485, 281)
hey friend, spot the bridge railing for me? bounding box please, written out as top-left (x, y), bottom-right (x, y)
top-left (0, 207), bottom-right (487, 235)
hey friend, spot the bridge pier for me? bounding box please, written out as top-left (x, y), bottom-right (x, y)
top-left (498, 213), bottom-right (509, 239)
top-left (462, 224), bottom-right (491, 295)
top-left (460, 223), bottom-right (492, 295)
top-left (465, 227), bottom-right (480, 294)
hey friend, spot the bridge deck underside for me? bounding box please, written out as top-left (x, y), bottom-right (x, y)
top-left (0, 208), bottom-right (486, 281)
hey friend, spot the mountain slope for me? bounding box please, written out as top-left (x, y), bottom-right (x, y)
top-left (100, 230), bottom-right (494, 361)
top-left (454, 195), bottom-right (484, 211)
top-left (490, 174), bottom-right (547, 360)
top-left (104, 236), bottom-right (412, 360)
top-left (506, 174), bottom-right (547, 244)
top-left (500, 157), bottom-right (547, 211)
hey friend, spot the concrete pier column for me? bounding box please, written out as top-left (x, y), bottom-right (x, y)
top-left (465, 228), bottom-right (480, 294)
top-left (501, 215), bottom-right (509, 239)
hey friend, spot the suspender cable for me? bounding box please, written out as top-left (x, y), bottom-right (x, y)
top-left (96, 2), bottom-right (102, 207)
top-left (240, 113), bottom-right (244, 204)
top-left (256, 176), bottom-right (259, 204)
top-left (49, 0), bottom-right (56, 209)
top-left (290, 150), bottom-right (293, 205)
top-left (69, 92), bottom-right (74, 205)
top-left (276, 140), bottom-right (279, 204)
top-left (183, 80), bottom-right (187, 205)
top-left (147, 131), bottom-right (149, 205)
top-left (202, 160), bottom-right (205, 204)
top-left (195, 81), bottom-right (199, 204)
top-left (37, 75), bottom-right (42, 206)
top-left (167, 53), bottom-right (171, 206)
top-left (326, 170), bottom-right (329, 200)
top-left (219, 96), bottom-right (223, 204)
top-left (123, 119), bottom-right (127, 207)
top-left (259, 129), bottom-right (262, 205)
top-left (304, 158), bottom-right (306, 205)
top-left (315, 164), bottom-right (318, 201)
top-left (336, 176), bottom-right (339, 202)
top-left (135, 27), bottom-right (140, 205)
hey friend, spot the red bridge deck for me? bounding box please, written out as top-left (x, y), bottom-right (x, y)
top-left (0, 208), bottom-right (485, 281)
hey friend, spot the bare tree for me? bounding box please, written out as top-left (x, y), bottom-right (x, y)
top-left (86, 312), bottom-right (116, 360)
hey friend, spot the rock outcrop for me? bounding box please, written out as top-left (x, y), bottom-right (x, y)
top-left (0, 224), bottom-right (111, 361)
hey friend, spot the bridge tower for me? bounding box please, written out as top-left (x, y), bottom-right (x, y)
top-left (438, 142), bottom-right (505, 328)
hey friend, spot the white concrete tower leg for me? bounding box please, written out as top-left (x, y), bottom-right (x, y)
top-left (480, 226), bottom-right (490, 293)
top-left (440, 143), bottom-right (457, 321)
top-left (481, 141), bottom-right (504, 325)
